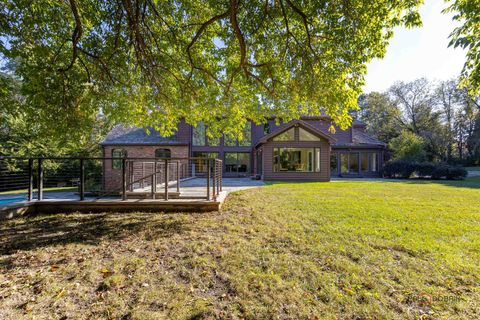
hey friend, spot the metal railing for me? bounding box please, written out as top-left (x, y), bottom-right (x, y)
top-left (0, 157), bottom-right (223, 202)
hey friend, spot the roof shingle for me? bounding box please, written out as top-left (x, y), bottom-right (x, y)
top-left (101, 125), bottom-right (182, 145)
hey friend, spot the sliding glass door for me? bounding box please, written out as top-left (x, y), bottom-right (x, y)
top-left (225, 152), bottom-right (250, 175)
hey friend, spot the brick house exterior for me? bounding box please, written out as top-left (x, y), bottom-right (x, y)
top-left (101, 117), bottom-right (386, 188)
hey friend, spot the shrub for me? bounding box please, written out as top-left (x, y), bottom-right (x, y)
top-left (431, 165), bottom-right (450, 180)
top-left (415, 162), bottom-right (436, 178)
top-left (383, 161), bottom-right (467, 180)
top-left (382, 161), bottom-right (416, 179)
top-left (446, 166), bottom-right (468, 180)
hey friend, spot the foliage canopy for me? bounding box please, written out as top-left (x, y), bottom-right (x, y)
top-left (0, 0), bottom-right (422, 139)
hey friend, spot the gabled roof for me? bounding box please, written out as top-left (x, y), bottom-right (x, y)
top-left (255, 119), bottom-right (336, 147)
top-left (101, 125), bottom-right (183, 145)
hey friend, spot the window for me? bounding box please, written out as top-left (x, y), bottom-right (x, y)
top-left (340, 153), bottom-right (360, 174)
top-left (273, 128), bottom-right (295, 141)
top-left (273, 148), bottom-right (320, 172)
top-left (370, 153), bottom-right (378, 172)
top-left (193, 121), bottom-right (220, 146)
top-left (263, 123), bottom-right (270, 135)
top-left (360, 153), bottom-right (369, 172)
top-left (340, 154), bottom-right (349, 174)
top-left (225, 152), bottom-right (250, 173)
top-left (239, 122), bottom-right (252, 146)
top-left (350, 153), bottom-right (359, 173)
top-left (155, 148), bottom-right (171, 158)
top-left (193, 122), bottom-right (206, 146)
top-left (331, 153), bottom-right (338, 174)
top-left (225, 122), bottom-right (252, 147)
top-left (192, 151), bottom-right (219, 174)
top-left (112, 149), bottom-right (127, 170)
top-left (299, 128), bottom-right (320, 141)
top-left (208, 135), bottom-right (220, 146)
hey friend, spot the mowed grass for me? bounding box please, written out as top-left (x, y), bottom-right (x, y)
top-left (1, 178), bottom-right (479, 319)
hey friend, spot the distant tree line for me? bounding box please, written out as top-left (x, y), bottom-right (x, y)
top-left (358, 78), bottom-right (480, 165)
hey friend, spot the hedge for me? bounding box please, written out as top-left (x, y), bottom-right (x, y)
top-left (382, 161), bottom-right (467, 180)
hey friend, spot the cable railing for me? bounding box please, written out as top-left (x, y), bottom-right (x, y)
top-left (0, 157), bottom-right (223, 202)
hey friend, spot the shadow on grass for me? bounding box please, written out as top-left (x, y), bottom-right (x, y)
top-left (0, 213), bottom-right (188, 256)
top-left (391, 176), bottom-right (480, 190)
top-left (264, 176), bottom-right (480, 189)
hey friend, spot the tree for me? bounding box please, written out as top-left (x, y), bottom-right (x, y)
top-left (388, 79), bottom-right (445, 161)
top-left (357, 92), bottom-right (401, 144)
top-left (434, 79), bottom-right (462, 161)
top-left (0, 70), bottom-right (109, 156)
top-left (445, 0), bottom-right (480, 95)
top-left (0, 0), bottom-right (422, 140)
top-left (456, 90), bottom-right (480, 162)
top-left (389, 130), bottom-right (426, 162)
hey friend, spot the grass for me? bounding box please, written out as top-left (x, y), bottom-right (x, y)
top-left (0, 178), bottom-right (479, 319)
top-left (0, 186), bottom-right (77, 195)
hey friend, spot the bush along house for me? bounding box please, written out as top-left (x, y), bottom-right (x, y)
top-left (101, 116), bottom-right (386, 188)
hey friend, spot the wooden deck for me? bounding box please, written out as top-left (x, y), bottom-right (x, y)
top-left (0, 178), bottom-right (264, 218)
top-left (0, 193), bottom-right (227, 218)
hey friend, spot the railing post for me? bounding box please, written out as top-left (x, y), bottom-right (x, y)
top-left (207, 159), bottom-right (211, 200)
top-left (122, 158), bottom-right (127, 200)
top-left (212, 160), bottom-right (216, 201)
top-left (37, 158), bottom-right (43, 201)
top-left (80, 158), bottom-right (85, 200)
top-left (152, 160), bottom-right (157, 199)
top-left (28, 158), bottom-right (33, 201)
top-left (164, 159), bottom-right (169, 200)
top-left (216, 161), bottom-right (220, 195)
top-left (176, 161), bottom-right (180, 193)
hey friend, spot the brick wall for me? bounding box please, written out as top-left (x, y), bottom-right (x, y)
top-left (102, 145), bottom-right (189, 191)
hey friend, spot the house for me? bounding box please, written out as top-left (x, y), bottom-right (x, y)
top-left (101, 117), bottom-right (385, 189)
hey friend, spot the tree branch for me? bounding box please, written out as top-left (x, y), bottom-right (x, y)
top-left (58, 0), bottom-right (83, 72)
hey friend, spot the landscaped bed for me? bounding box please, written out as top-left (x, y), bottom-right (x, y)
top-left (1, 178), bottom-right (479, 319)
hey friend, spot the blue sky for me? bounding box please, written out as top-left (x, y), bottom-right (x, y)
top-left (363, 0), bottom-right (467, 93)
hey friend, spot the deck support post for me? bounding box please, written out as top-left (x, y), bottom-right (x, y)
top-left (122, 158), bottom-right (127, 200)
top-left (28, 158), bottom-right (33, 201)
top-left (207, 159), bottom-right (211, 200)
top-left (164, 159), bottom-right (169, 201)
top-left (80, 158), bottom-right (85, 200)
top-left (37, 158), bottom-right (43, 201)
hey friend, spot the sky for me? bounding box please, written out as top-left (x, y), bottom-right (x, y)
top-left (363, 0), bottom-right (467, 93)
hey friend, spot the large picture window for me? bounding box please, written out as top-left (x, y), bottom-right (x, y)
top-left (331, 153), bottom-right (338, 174)
top-left (273, 128), bottom-right (295, 141)
top-left (369, 153), bottom-right (378, 172)
top-left (299, 128), bottom-right (320, 141)
top-left (193, 122), bottom-right (220, 146)
top-left (193, 122), bottom-right (206, 146)
top-left (112, 149), bottom-right (127, 170)
top-left (192, 151), bottom-right (219, 174)
top-left (225, 122), bottom-right (252, 147)
top-left (273, 148), bottom-right (320, 172)
top-left (225, 152), bottom-right (250, 173)
top-left (339, 153), bottom-right (363, 174)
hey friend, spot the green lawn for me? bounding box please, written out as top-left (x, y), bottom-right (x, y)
top-left (1, 178), bottom-right (479, 319)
